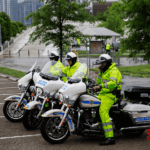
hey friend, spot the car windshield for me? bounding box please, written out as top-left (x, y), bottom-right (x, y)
top-left (41, 61), bottom-right (62, 77)
top-left (71, 63), bottom-right (87, 79)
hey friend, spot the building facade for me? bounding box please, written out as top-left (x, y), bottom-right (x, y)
top-left (0, 0), bottom-right (44, 26)
top-left (0, 0), bottom-right (18, 21)
top-left (18, 0), bottom-right (44, 26)
top-left (93, 1), bottom-right (113, 16)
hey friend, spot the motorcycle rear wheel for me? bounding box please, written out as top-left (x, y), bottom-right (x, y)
top-left (122, 129), bottom-right (145, 137)
top-left (3, 101), bottom-right (25, 122)
top-left (41, 117), bottom-right (70, 144)
top-left (23, 108), bottom-right (42, 130)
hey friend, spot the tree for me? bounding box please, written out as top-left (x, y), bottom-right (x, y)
top-left (11, 21), bottom-right (20, 37)
top-left (118, 0), bottom-right (150, 61)
top-left (0, 12), bottom-right (12, 44)
top-left (16, 21), bottom-right (27, 33)
top-left (25, 0), bottom-right (105, 62)
top-left (97, 2), bottom-right (125, 40)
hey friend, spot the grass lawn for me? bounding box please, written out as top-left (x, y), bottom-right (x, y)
top-left (0, 66), bottom-right (26, 78)
top-left (90, 64), bottom-right (150, 78)
top-left (76, 51), bottom-right (88, 54)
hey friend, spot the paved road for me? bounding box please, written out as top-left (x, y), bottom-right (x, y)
top-left (0, 77), bottom-right (150, 150)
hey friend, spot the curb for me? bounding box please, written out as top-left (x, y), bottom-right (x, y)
top-left (0, 73), bottom-right (19, 82)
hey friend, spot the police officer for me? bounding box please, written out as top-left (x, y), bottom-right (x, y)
top-left (106, 43), bottom-right (111, 55)
top-left (48, 51), bottom-right (64, 76)
top-left (93, 54), bottom-right (122, 145)
top-left (62, 52), bottom-right (86, 81)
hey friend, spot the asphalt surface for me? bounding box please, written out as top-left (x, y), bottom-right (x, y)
top-left (0, 77), bottom-right (150, 150)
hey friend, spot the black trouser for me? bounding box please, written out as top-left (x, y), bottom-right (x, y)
top-left (106, 50), bottom-right (110, 55)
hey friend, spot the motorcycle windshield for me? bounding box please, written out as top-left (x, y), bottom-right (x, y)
top-left (41, 61), bottom-right (62, 77)
top-left (71, 63), bottom-right (87, 79)
top-left (29, 61), bottom-right (37, 72)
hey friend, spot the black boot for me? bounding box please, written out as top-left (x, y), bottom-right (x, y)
top-left (99, 137), bottom-right (115, 145)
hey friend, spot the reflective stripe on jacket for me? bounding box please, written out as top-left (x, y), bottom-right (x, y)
top-left (96, 63), bottom-right (122, 94)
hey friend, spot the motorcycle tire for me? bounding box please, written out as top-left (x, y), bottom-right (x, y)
top-left (41, 117), bottom-right (70, 144)
top-left (23, 108), bottom-right (42, 130)
top-left (3, 101), bottom-right (25, 122)
top-left (122, 129), bottom-right (145, 137)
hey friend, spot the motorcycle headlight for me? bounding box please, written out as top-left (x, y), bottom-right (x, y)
top-left (54, 93), bottom-right (59, 99)
top-left (59, 93), bottom-right (64, 102)
top-left (30, 86), bottom-right (36, 93)
top-left (64, 95), bottom-right (69, 103)
top-left (36, 88), bottom-right (43, 96)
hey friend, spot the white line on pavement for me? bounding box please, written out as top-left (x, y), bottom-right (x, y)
top-left (0, 87), bottom-right (18, 89)
top-left (0, 94), bottom-right (19, 95)
top-left (0, 103), bottom-right (4, 104)
top-left (0, 134), bottom-right (41, 140)
top-left (0, 82), bottom-right (17, 84)
top-left (0, 116), bottom-right (5, 118)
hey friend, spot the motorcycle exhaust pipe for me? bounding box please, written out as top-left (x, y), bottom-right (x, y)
top-left (120, 125), bottom-right (150, 131)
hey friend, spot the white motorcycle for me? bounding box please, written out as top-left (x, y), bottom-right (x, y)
top-left (22, 61), bottom-right (65, 130)
top-left (3, 61), bottom-right (38, 122)
top-left (40, 64), bottom-right (150, 144)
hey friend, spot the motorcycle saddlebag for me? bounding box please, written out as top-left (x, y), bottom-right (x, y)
top-left (124, 86), bottom-right (150, 102)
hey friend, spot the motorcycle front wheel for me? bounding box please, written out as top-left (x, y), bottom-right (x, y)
top-left (3, 101), bottom-right (25, 122)
top-left (23, 108), bottom-right (42, 130)
top-left (41, 117), bottom-right (70, 144)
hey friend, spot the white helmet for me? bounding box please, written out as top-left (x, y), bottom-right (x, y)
top-left (99, 54), bottom-right (112, 64)
top-left (65, 52), bottom-right (77, 60)
top-left (49, 51), bottom-right (59, 60)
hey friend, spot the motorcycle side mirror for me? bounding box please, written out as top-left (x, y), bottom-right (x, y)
top-left (36, 66), bottom-right (41, 72)
top-left (58, 75), bottom-right (63, 79)
top-left (82, 78), bottom-right (86, 83)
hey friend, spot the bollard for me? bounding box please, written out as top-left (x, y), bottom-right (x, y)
top-left (28, 50), bottom-right (30, 57)
top-left (18, 51), bottom-right (20, 57)
top-left (38, 50), bottom-right (40, 57)
top-left (9, 50), bottom-right (10, 56)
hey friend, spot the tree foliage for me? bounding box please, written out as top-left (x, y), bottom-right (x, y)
top-left (97, 2), bottom-right (125, 39)
top-left (15, 21), bottom-right (27, 33)
top-left (119, 0), bottom-right (150, 60)
top-left (0, 12), bottom-right (12, 44)
top-left (26, 0), bottom-right (106, 62)
top-left (11, 21), bottom-right (20, 37)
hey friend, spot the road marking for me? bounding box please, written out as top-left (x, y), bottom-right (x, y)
top-left (0, 116), bottom-right (5, 118)
top-left (0, 87), bottom-right (18, 89)
top-left (0, 134), bottom-right (41, 140)
top-left (0, 103), bottom-right (4, 104)
top-left (0, 94), bottom-right (20, 96)
top-left (0, 82), bottom-right (17, 84)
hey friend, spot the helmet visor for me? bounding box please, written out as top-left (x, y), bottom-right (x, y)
top-left (49, 53), bottom-right (56, 58)
top-left (65, 55), bottom-right (72, 60)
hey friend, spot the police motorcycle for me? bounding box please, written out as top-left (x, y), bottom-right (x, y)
top-left (40, 64), bottom-right (150, 144)
top-left (3, 61), bottom-right (38, 122)
top-left (22, 61), bottom-right (65, 130)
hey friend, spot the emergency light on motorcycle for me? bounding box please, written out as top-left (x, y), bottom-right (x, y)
top-left (18, 83), bottom-right (22, 90)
